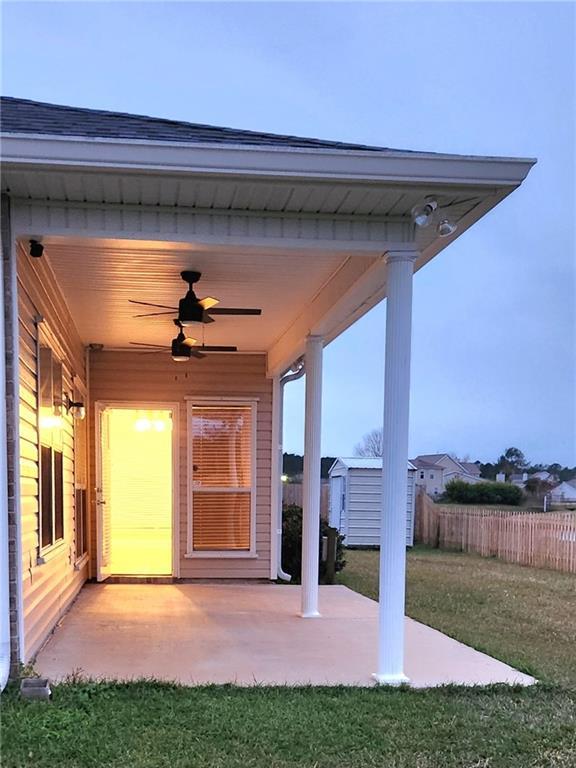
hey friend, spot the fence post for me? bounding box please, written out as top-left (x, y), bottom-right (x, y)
top-left (324, 527), bottom-right (337, 585)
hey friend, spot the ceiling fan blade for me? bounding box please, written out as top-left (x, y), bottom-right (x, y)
top-left (133, 311), bottom-right (176, 318)
top-left (199, 296), bottom-right (220, 310)
top-left (129, 342), bottom-right (169, 348)
top-left (200, 345), bottom-right (238, 352)
top-left (129, 300), bottom-right (178, 310)
top-left (181, 337), bottom-right (198, 348)
top-left (207, 308), bottom-right (262, 316)
top-left (190, 350), bottom-right (207, 359)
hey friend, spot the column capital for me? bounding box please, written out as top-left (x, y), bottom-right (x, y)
top-left (385, 245), bottom-right (419, 265)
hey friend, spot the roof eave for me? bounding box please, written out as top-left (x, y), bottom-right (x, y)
top-left (0, 133), bottom-right (537, 187)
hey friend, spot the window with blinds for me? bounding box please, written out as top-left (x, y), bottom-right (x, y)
top-left (190, 404), bottom-right (255, 552)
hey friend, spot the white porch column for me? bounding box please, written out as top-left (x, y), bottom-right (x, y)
top-left (301, 335), bottom-right (323, 618)
top-left (374, 247), bottom-right (418, 684)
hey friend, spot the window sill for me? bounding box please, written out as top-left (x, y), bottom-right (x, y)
top-left (184, 551), bottom-right (258, 559)
top-left (37, 540), bottom-right (66, 565)
top-left (74, 552), bottom-right (89, 571)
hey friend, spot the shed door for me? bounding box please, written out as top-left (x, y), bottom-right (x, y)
top-left (329, 476), bottom-right (345, 531)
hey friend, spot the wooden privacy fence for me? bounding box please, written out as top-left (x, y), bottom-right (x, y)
top-left (415, 491), bottom-right (576, 574)
top-left (283, 482), bottom-right (330, 520)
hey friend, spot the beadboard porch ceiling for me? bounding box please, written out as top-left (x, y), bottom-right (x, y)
top-left (41, 236), bottom-right (363, 354)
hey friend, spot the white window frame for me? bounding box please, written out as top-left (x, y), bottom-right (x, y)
top-left (186, 398), bottom-right (258, 559)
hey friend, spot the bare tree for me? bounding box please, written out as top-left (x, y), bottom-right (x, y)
top-left (354, 428), bottom-right (384, 457)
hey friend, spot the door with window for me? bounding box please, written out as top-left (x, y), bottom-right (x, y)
top-left (189, 403), bottom-right (255, 555)
top-left (96, 405), bottom-right (174, 578)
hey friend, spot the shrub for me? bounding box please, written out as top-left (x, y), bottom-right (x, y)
top-left (444, 479), bottom-right (523, 506)
top-left (281, 504), bottom-right (346, 583)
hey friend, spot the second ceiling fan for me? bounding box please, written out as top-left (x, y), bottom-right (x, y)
top-left (130, 270), bottom-right (262, 325)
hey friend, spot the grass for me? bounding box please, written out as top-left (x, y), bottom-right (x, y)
top-left (338, 547), bottom-right (576, 688)
top-left (3, 681), bottom-right (576, 768)
top-left (3, 547), bottom-right (575, 767)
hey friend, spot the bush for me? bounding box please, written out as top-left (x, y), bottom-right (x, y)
top-left (281, 504), bottom-right (346, 583)
top-left (444, 479), bottom-right (523, 506)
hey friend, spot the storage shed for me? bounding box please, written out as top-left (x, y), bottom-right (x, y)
top-left (328, 458), bottom-right (416, 547)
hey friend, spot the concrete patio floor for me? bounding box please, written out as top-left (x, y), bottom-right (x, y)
top-left (35, 584), bottom-right (535, 687)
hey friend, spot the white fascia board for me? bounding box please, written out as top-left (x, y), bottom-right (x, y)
top-left (0, 134), bottom-right (536, 187)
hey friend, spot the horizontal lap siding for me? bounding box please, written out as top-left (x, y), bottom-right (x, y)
top-left (89, 351), bottom-right (272, 579)
top-left (346, 469), bottom-right (414, 547)
top-left (17, 244), bottom-right (88, 662)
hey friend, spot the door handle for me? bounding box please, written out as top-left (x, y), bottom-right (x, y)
top-left (96, 500), bottom-right (107, 506)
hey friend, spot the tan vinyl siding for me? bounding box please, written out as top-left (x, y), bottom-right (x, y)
top-left (16, 242), bottom-right (88, 662)
top-left (88, 351), bottom-right (272, 579)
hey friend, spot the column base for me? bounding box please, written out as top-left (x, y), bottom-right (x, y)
top-left (371, 672), bottom-right (410, 686)
top-left (300, 610), bottom-right (321, 618)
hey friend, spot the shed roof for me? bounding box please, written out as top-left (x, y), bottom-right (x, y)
top-left (330, 457), bottom-right (416, 473)
top-left (0, 95), bottom-right (404, 152)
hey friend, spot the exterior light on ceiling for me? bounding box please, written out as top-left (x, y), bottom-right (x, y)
top-left (410, 197), bottom-right (438, 228)
top-left (29, 239), bottom-right (44, 258)
top-left (437, 218), bottom-right (457, 237)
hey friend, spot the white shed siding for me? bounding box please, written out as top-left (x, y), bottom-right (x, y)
top-left (328, 460), bottom-right (414, 547)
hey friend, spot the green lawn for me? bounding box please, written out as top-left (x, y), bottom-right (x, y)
top-left (338, 546), bottom-right (576, 688)
top-left (3, 548), bottom-right (576, 768)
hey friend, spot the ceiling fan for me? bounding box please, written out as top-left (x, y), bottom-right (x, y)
top-left (130, 321), bottom-right (238, 362)
top-left (129, 270), bottom-right (262, 325)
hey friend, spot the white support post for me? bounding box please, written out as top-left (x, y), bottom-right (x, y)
top-left (373, 248), bottom-right (418, 685)
top-left (301, 335), bottom-right (323, 618)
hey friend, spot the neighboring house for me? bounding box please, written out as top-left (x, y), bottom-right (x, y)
top-left (549, 480), bottom-right (576, 504)
top-left (411, 458), bottom-right (445, 497)
top-left (0, 96), bottom-right (534, 686)
top-left (413, 453), bottom-right (485, 493)
top-left (328, 458), bottom-right (416, 546)
top-left (530, 470), bottom-right (558, 484)
top-left (511, 470), bottom-right (558, 489)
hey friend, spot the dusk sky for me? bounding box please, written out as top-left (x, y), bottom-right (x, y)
top-left (2, 2), bottom-right (574, 466)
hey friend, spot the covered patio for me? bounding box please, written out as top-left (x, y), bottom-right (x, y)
top-left (1, 97), bottom-right (535, 686)
top-left (35, 583), bottom-right (534, 687)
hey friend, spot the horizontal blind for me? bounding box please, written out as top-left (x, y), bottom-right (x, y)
top-left (192, 406), bottom-right (252, 488)
top-left (192, 405), bottom-right (253, 551)
top-left (193, 492), bottom-right (251, 551)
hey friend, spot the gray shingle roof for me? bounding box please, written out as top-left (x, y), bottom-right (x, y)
top-left (0, 96), bottom-right (393, 152)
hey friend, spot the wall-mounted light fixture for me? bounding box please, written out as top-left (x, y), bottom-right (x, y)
top-left (65, 394), bottom-right (86, 420)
